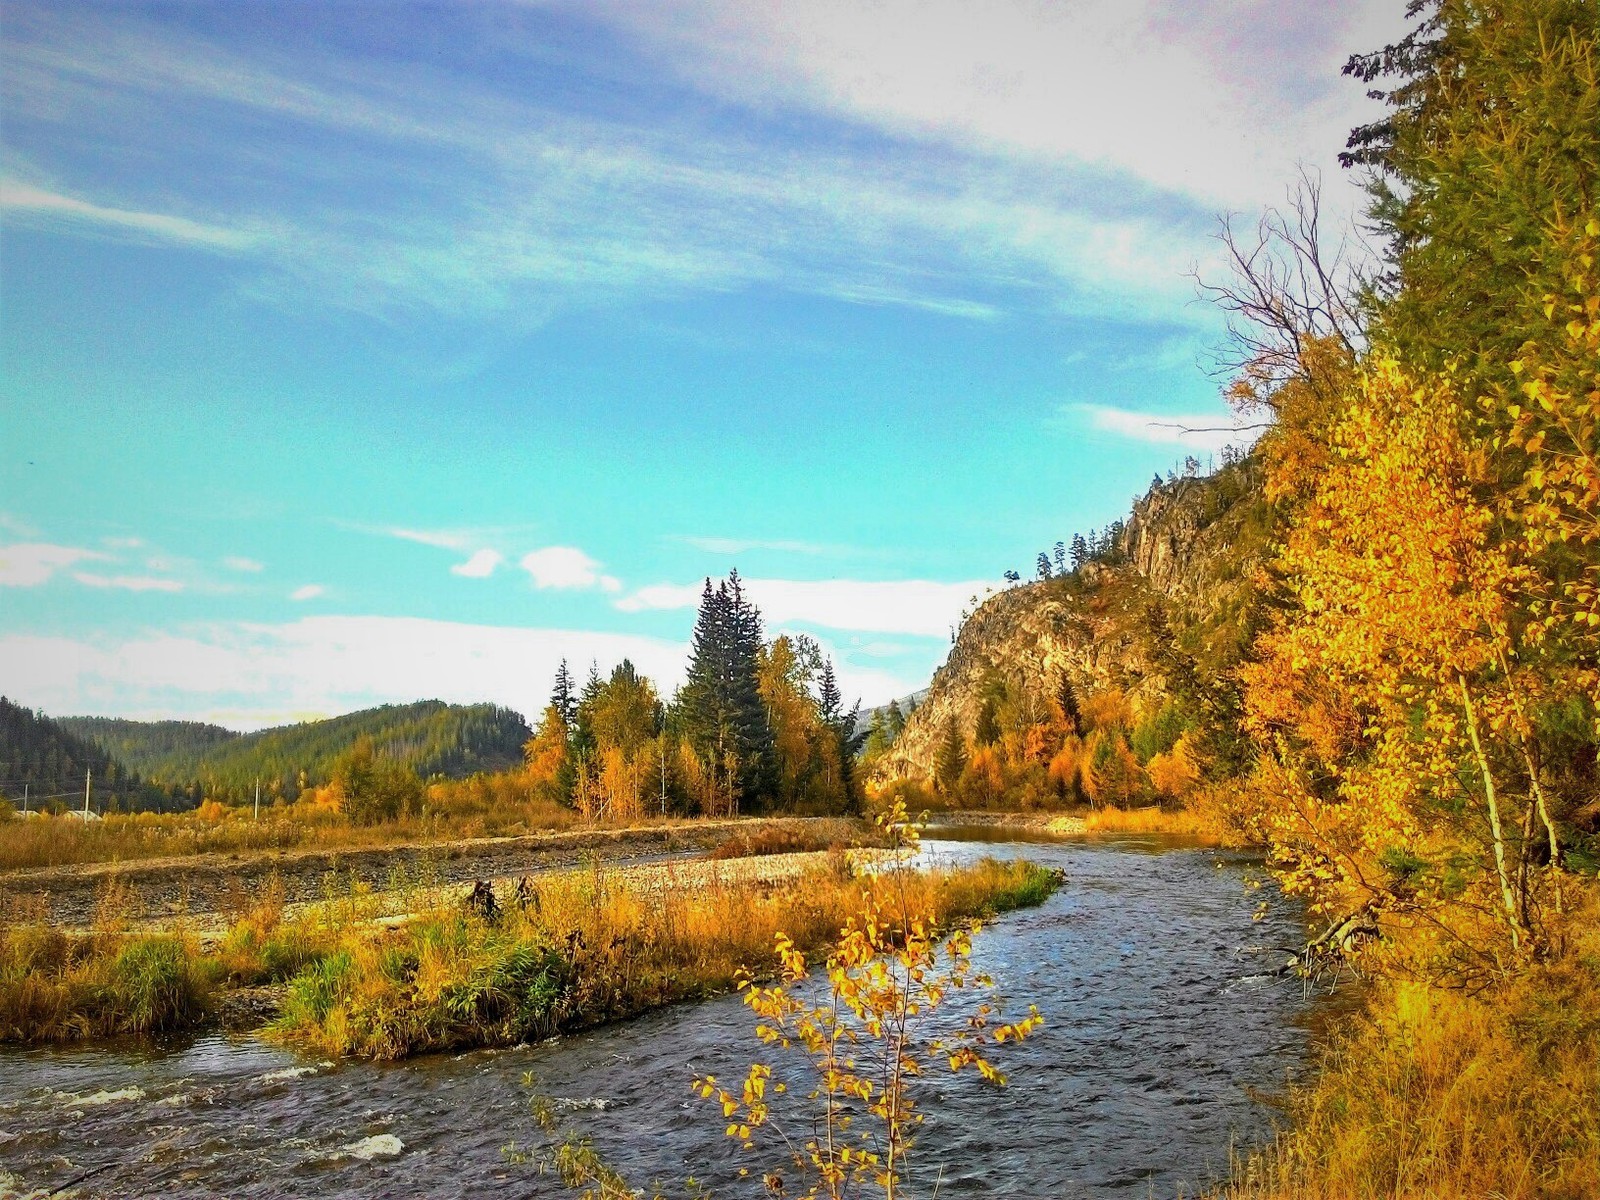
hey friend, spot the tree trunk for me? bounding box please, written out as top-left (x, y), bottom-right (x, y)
top-left (1459, 674), bottom-right (1523, 952)
top-left (1497, 647), bottom-right (1564, 913)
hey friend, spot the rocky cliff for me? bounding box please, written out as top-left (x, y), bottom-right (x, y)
top-left (869, 458), bottom-right (1269, 784)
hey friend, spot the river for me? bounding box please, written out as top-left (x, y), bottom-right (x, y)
top-left (0, 832), bottom-right (1334, 1198)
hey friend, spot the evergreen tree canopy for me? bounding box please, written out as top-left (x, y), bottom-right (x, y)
top-left (676, 571), bottom-right (773, 808)
top-left (935, 718), bottom-right (967, 795)
top-left (550, 659), bottom-right (577, 728)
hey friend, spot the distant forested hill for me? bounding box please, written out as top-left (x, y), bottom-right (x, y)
top-left (61, 701), bottom-right (531, 804)
top-left (58, 717), bottom-right (237, 777)
top-left (0, 697), bottom-right (180, 812)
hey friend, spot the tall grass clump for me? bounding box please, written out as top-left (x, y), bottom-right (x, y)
top-left (0, 886), bottom-right (214, 1041)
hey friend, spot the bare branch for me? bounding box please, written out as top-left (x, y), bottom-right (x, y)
top-left (1192, 167), bottom-right (1371, 417)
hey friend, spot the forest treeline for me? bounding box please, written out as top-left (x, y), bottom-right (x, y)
top-left (5, 574), bottom-right (860, 823)
top-left (522, 571), bottom-right (862, 820)
top-left (1209, 0), bottom-right (1599, 958)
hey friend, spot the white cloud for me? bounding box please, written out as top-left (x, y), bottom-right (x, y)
top-left (0, 617), bottom-right (690, 730)
top-left (223, 556), bottom-right (265, 572)
top-left (71, 571), bottom-right (185, 593)
top-left (103, 536), bottom-right (145, 550)
top-left (1065, 401), bottom-right (1263, 452)
top-left (289, 584), bottom-right (325, 602)
top-left (853, 641), bottom-right (910, 659)
top-left (387, 527), bottom-right (473, 551)
top-left (450, 549), bottom-right (504, 578)
top-left (0, 616), bottom-right (925, 728)
top-left (0, 542), bottom-right (105, 587)
top-left (617, 576), bottom-right (988, 638)
top-left (588, 0), bottom-right (1405, 215)
top-left (519, 546), bottom-right (616, 591)
top-left (0, 180), bottom-right (259, 250)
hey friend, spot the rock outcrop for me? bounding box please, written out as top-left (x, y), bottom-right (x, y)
top-left (869, 459), bottom-right (1267, 784)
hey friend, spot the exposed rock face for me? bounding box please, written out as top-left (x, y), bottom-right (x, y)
top-left (1124, 478), bottom-right (1212, 597)
top-left (870, 460), bottom-right (1266, 784)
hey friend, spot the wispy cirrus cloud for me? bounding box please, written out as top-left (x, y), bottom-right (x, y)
top-left (223, 556), bottom-right (265, 573)
top-left (0, 180), bottom-right (260, 250)
top-left (71, 570), bottom-right (184, 593)
top-left (289, 584), bottom-right (325, 602)
top-left (576, 0), bottom-right (1403, 215)
top-left (0, 3), bottom-right (1273, 326)
top-left (382, 527), bottom-right (474, 551)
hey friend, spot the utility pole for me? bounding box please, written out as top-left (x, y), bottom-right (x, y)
top-left (254, 778), bottom-right (261, 820)
top-left (21, 783), bottom-right (27, 817)
top-left (84, 768), bottom-right (92, 819)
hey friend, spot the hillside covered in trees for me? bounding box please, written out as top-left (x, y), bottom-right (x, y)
top-left (61, 701), bottom-right (530, 806)
top-left (0, 697), bottom-right (185, 812)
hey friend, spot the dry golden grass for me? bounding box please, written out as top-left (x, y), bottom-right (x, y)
top-left (704, 817), bottom-right (883, 860)
top-left (0, 851), bottom-right (1060, 1055)
top-left (1081, 804), bottom-right (1219, 840)
top-left (269, 853), bottom-right (1060, 1060)
top-left (0, 792), bottom-right (601, 872)
top-left (1224, 881), bottom-right (1600, 1200)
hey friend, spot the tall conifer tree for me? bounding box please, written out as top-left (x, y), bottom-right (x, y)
top-left (550, 659), bottom-right (577, 728)
top-left (678, 573), bottom-right (773, 811)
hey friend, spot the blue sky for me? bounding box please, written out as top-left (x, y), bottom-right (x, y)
top-left (0, 0), bottom-right (1402, 728)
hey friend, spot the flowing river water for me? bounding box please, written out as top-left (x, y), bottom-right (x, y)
top-left (0, 832), bottom-right (1338, 1198)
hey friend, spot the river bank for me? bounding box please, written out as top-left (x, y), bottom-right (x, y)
top-left (0, 832), bottom-right (1321, 1198)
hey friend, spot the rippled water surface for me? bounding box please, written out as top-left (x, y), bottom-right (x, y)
top-left (0, 835), bottom-right (1326, 1198)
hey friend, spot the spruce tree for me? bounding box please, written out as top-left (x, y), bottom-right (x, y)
top-left (724, 570), bottom-right (774, 802)
top-left (550, 659), bottom-right (577, 727)
top-left (1070, 533), bottom-right (1089, 570)
top-left (864, 709), bottom-right (890, 758)
top-left (935, 718), bottom-right (967, 796)
top-left (570, 661), bottom-right (602, 764)
top-left (974, 696), bottom-right (1001, 747)
top-left (817, 659), bottom-right (844, 729)
top-left (1057, 675), bottom-right (1082, 735)
top-left (677, 573), bottom-right (773, 811)
top-left (815, 658), bottom-right (863, 811)
top-left (885, 699), bottom-right (905, 739)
